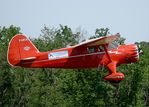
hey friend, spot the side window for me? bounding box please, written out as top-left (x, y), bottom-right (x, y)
top-left (99, 46), bottom-right (104, 52)
top-left (87, 47), bottom-right (96, 53)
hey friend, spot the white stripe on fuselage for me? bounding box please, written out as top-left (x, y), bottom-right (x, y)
top-left (22, 51), bottom-right (121, 64)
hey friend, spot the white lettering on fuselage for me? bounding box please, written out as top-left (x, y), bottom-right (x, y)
top-left (19, 39), bottom-right (28, 42)
top-left (108, 51), bottom-right (122, 54)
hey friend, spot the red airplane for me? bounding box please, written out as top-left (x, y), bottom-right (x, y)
top-left (7, 34), bottom-right (139, 83)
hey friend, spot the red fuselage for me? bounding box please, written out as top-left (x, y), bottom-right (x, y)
top-left (20, 44), bottom-right (139, 68)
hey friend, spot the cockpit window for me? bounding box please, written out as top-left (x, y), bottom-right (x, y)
top-left (108, 41), bottom-right (119, 49)
top-left (99, 46), bottom-right (104, 52)
top-left (87, 47), bottom-right (96, 53)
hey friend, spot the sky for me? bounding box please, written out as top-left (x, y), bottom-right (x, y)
top-left (0, 0), bottom-right (149, 43)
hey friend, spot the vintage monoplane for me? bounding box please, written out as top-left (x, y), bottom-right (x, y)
top-left (7, 34), bottom-right (140, 83)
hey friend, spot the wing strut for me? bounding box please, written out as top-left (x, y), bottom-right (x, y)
top-left (103, 45), bottom-right (112, 62)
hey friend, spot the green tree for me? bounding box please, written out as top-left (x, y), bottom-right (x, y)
top-left (0, 26), bottom-right (21, 106)
top-left (29, 25), bottom-right (81, 106)
top-left (1, 25), bottom-right (149, 107)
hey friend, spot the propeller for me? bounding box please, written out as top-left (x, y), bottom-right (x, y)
top-left (138, 44), bottom-right (143, 54)
top-left (135, 42), bottom-right (143, 55)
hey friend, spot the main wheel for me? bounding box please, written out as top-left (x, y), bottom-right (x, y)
top-left (104, 72), bottom-right (124, 81)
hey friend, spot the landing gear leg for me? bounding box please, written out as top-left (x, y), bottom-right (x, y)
top-left (104, 61), bottom-right (124, 82)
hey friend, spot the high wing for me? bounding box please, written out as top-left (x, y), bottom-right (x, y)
top-left (73, 33), bottom-right (120, 48)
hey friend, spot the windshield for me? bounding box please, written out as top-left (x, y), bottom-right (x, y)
top-left (108, 41), bottom-right (119, 49)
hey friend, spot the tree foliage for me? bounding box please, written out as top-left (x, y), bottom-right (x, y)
top-left (0, 25), bottom-right (149, 107)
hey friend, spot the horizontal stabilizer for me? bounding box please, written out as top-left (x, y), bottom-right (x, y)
top-left (21, 57), bottom-right (36, 61)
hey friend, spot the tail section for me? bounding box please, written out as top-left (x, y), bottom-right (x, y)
top-left (7, 34), bottom-right (39, 66)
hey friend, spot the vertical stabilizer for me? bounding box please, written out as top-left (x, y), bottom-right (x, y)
top-left (7, 34), bottom-right (39, 66)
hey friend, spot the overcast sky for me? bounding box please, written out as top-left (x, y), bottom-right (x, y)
top-left (0, 0), bottom-right (149, 43)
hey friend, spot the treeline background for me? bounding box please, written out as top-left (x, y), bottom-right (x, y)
top-left (0, 25), bottom-right (149, 107)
